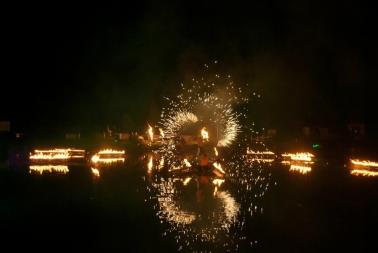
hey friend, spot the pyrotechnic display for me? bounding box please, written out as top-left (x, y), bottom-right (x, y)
top-left (155, 61), bottom-right (260, 171)
top-left (141, 62), bottom-right (278, 252)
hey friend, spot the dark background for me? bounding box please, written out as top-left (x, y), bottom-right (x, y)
top-left (2, 0), bottom-right (377, 138)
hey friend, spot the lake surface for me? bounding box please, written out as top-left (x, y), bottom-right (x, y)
top-left (1, 150), bottom-right (377, 253)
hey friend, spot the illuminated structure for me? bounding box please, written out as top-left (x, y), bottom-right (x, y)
top-left (91, 149), bottom-right (125, 165)
top-left (350, 159), bottom-right (378, 177)
top-left (29, 148), bottom-right (85, 163)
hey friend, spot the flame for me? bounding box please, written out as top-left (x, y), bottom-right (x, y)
top-left (214, 147), bottom-right (218, 156)
top-left (159, 128), bottom-right (165, 138)
top-left (148, 124), bottom-right (153, 141)
top-left (29, 148), bottom-right (85, 162)
top-left (91, 149), bottom-right (125, 164)
top-left (201, 127), bottom-right (209, 141)
top-left (350, 159), bottom-right (378, 167)
top-left (183, 177), bottom-right (192, 185)
top-left (281, 152), bottom-right (314, 163)
top-left (213, 162), bottom-right (225, 174)
top-left (183, 158), bottom-right (192, 167)
top-left (148, 156), bottom-right (153, 170)
top-left (91, 155), bottom-right (99, 163)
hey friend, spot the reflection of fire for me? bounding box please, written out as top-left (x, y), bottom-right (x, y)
top-left (289, 165), bottom-right (311, 174)
top-left (29, 165), bottom-right (69, 174)
top-left (91, 167), bottom-right (100, 177)
top-left (201, 127), bottom-right (209, 141)
top-left (350, 169), bottom-right (378, 177)
top-left (282, 152), bottom-right (314, 163)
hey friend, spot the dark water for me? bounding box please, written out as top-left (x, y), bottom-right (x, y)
top-left (1, 153), bottom-right (377, 253)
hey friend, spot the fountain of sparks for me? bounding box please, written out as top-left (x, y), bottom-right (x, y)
top-left (142, 62), bottom-right (275, 252)
top-left (155, 61), bottom-right (258, 173)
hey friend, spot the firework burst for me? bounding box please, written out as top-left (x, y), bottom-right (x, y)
top-left (156, 61), bottom-right (257, 166)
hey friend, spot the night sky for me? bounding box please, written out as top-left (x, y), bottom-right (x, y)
top-left (3, 0), bottom-right (377, 137)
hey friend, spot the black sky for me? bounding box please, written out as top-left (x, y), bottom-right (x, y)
top-left (3, 0), bottom-right (377, 136)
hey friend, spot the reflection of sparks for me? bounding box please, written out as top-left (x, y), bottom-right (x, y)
top-left (216, 191), bottom-right (240, 223)
top-left (91, 167), bottom-right (100, 177)
top-left (247, 149), bottom-right (274, 155)
top-left (201, 127), bottom-right (209, 141)
top-left (289, 165), bottom-right (311, 174)
top-left (29, 165), bottom-right (69, 174)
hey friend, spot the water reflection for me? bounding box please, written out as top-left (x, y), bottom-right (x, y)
top-left (289, 164), bottom-right (312, 174)
top-left (29, 164), bottom-right (69, 174)
top-left (144, 151), bottom-right (272, 252)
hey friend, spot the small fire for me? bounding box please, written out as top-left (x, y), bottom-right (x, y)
top-left (29, 148), bottom-right (85, 162)
top-left (148, 124), bottom-right (153, 142)
top-left (91, 149), bottom-right (125, 164)
top-left (213, 162), bottom-right (225, 174)
top-left (214, 147), bottom-right (218, 156)
top-left (183, 158), bottom-right (192, 167)
top-left (159, 128), bottom-right (165, 138)
top-left (183, 177), bottom-right (192, 185)
top-left (148, 156), bottom-right (153, 171)
top-left (91, 155), bottom-right (99, 163)
top-left (350, 159), bottom-right (378, 167)
top-left (201, 127), bottom-right (209, 141)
